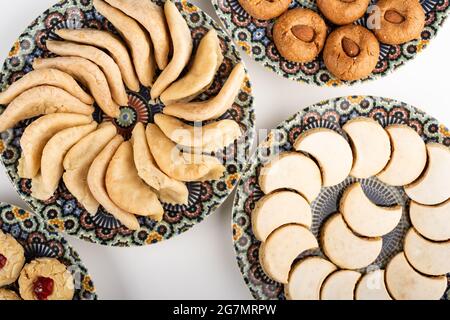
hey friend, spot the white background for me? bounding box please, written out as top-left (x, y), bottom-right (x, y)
top-left (0, 0), bottom-right (449, 300)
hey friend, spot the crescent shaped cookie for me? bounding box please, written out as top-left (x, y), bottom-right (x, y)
top-left (131, 123), bottom-right (189, 206)
top-left (355, 270), bottom-right (392, 300)
top-left (146, 124), bottom-right (225, 182)
top-left (163, 63), bottom-right (246, 122)
top-left (259, 152), bottom-right (322, 203)
top-left (294, 128), bottom-right (353, 187)
top-left (385, 252), bottom-right (447, 300)
top-left (409, 200), bottom-right (450, 242)
top-left (94, 0), bottom-right (155, 87)
top-left (0, 85), bottom-right (94, 132)
top-left (259, 224), bottom-right (318, 284)
top-left (46, 40), bottom-right (128, 106)
top-left (87, 135), bottom-right (140, 230)
top-left (18, 113), bottom-right (93, 179)
top-left (285, 256), bottom-right (337, 300)
top-left (342, 117), bottom-right (391, 178)
top-left (105, 0), bottom-right (170, 70)
top-left (321, 213), bottom-right (382, 269)
top-left (150, 0), bottom-right (193, 99)
top-left (320, 270), bottom-right (361, 300)
top-left (33, 57), bottom-right (120, 118)
top-left (106, 141), bottom-right (164, 221)
top-left (63, 123), bottom-right (117, 214)
top-left (154, 114), bottom-right (242, 153)
top-left (404, 228), bottom-right (450, 276)
top-left (160, 29), bottom-right (223, 105)
top-left (0, 68), bottom-right (93, 105)
top-left (32, 122), bottom-right (97, 200)
top-left (55, 28), bottom-right (139, 91)
top-left (252, 191), bottom-right (312, 242)
top-left (377, 125), bottom-right (427, 186)
top-left (340, 182), bottom-right (402, 237)
top-left (404, 143), bottom-right (450, 205)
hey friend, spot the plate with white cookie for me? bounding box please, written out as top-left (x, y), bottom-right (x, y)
top-left (232, 96), bottom-right (450, 300)
top-left (0, 0), bottom-right (254, 246)
top-left (0, 202), bottom-right (96, 300)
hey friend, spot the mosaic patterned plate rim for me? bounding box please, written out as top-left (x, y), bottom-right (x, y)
top-left (212, 0), bottom-right (450, 87)
top-left (0, 201), bottom-right (97, 300)
top-left (232, 95), bottom-right (450, 300)
top-left (0, 0), bottom-right (255, 247)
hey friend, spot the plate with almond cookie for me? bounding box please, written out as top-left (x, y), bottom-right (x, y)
top-left (213, 0), bottom-right (450, 85)
top-left (0, 202), bottom-right (96, 300)
top-left (232, 96), bottom-right (450, 300)
top-left (0, 0), bottom-right (254, 246)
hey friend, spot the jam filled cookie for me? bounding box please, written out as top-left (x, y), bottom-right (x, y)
top-left (323, 25), bottom-right (380, 81)
top-left (0, 230), bottom-right (26, 287)
top-left (370, 0), bottom-right (425, 45)
top-left (238, 0), bottom-right (292, 20)
top-left (317, 0), bottom-right (371, 25)
top-left (273, 8), bottom-right (327, 63)
top-left (18, 258), bottom-right (74, 300)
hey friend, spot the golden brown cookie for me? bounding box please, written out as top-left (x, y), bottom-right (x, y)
top-left (323, 24), bottom-right (380, 81)
top-left (238, 0), bottom-right (292, 20)
top-left (370, 0), bottom-right (425, 45)
top-left (317, 0), bottom-right (371, 25)
top-left (273, 8), bottom-right (328, 63)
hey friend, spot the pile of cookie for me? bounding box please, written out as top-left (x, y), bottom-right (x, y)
top-left (0, 0), bottom-right (246, 230)
top-left (238, 0), bottom-right (425, 81)
top-left (252, 118), bottom-right (450, 299)
top-left (0, 230), bottom-right (74, 300)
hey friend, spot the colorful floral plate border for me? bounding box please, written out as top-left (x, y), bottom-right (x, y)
top-left (232, 96), bottom-right (450, 300)
top-left (213, 0), bottom-right (450, 86)
top-left (0, 201), bottom-right (97, 300)
top-left (0, 0), bottom-right (255, 246)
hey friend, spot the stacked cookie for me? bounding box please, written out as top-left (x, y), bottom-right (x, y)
top-left (0, 230), bottom-right (74, 300)
top-left (0, 0), bottom-right (247, 230)
top-left (252, 117), bottom-right (450, 300)
top-left (239, 0), bottom-right (426, 81)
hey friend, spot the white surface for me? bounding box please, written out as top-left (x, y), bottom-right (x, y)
top-left (0, 0), bottom-right (449, 300)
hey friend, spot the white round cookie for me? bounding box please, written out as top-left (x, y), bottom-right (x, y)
top-left (409, 199), bottom-right (450, 242)
top-left (377, 125), bottom-right (427, 186)
top-left (321, 213), bottom-right (382, 269)
top-left (404, 228), bottom-right (450, 276)
top-left (259, 152), bottom-right (322, 203)
top-left (259, 224), bottom-right (318, 284)
top-left (252, 191), bottom-right (312, 242)
top-left (320, 270), bottom-right (361, 300)
top-left (343, 118), bottom-right (391, 179)
top-left (385, 252), bottom-right (447, 300)
top-left (294, 128), bottom-right (353, 187)
top-left (285, 256), bottom-right (337, 300)
top-left (405, 143), bottom-right (450, 205)
top-left (340, 182), bottom-right (402, 237)
top-left (355, 270), bottom-right (392, 300)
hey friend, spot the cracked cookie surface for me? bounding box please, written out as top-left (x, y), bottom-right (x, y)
top-left (317, 0), bottom-right (371, 25)
top-left (238, 0), bottom-right (292, 20)
top-left (323, 24), bottom-right (379, 81)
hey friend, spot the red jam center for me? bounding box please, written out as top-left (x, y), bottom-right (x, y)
top-left (0, 253), bottom-right (6, 270)
top-left (33, 276), bottom-right (54, 300)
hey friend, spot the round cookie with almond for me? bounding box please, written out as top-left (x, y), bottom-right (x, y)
top-left (370, 0), bottom-right (425, 45)
top-left (273, 8), bottom-right (328, 63)
top-left (323, 24), bottom-right (380, 81)
top-left (238, 0), bottom-right (292, 20)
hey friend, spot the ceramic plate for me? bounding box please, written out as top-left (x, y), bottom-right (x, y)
top-left (213, 0), bottom-right (450, 86)
top-left (0, 202), bottom-right (96, 300)
top-left (0, 0), bottom-right (254, 246)
top-left (232, 96), bottom-right (450, 300)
